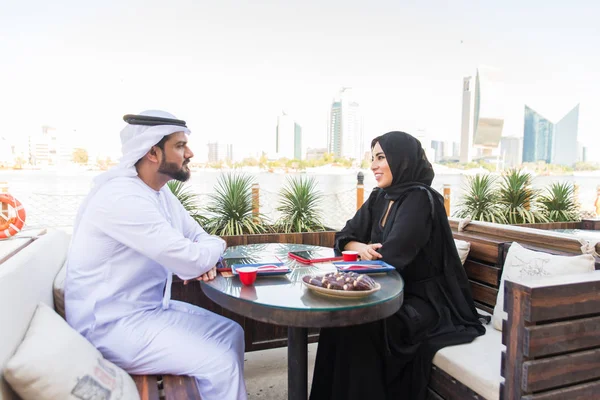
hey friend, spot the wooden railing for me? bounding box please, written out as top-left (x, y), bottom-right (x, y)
top-left (448, 217), bottom-right (600, 256)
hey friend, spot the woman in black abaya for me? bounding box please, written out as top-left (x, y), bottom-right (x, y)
top-left (309, 131), bottom-right (486, 400)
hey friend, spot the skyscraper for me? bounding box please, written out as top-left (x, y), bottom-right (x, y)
top-left (553, 104), bottom-right (579, 166)
top-left (522, 104), bottom-right (579, 166)
top-left (28, 125), bottom-right (74, 166)
top-left (431, 140), bottom-right (454, 162)
top-left (328, 88), bottom-right (363, 160)
top-left (276, 112), bottom-right (302, 159)
top-left (460, 67), bottom-right (505, 163)
top-left (522, 106), bottom-right (553, 164)
top-left (431, 140), bottom-right (444, 162)
top-left (500, 136), bottom-right (523, 169)
top-left (207, 142), bottom-right (233, 163)
top-left (294, 123), bottom-right (302, 160)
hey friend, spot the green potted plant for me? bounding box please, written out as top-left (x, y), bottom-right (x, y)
top-left (454, 174), bottom-right (506, 223)
top-left (167, 180), bottom-right (207, 225)
top-left (539, 182), bottom-right (580, 222)
top-left (203, 172), bottom-right (268, 236)
top-left (497, 169), bottom-right (547, 224)
top-left (275, 176), bottom-right (326, 233)
top-left (168, 172), bottom-right (337, 247)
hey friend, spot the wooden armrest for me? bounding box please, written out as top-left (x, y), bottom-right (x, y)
top-left (163, 375), bottom-right (202, 400)
top-left (502, 273), bottom-right (600, 399)
top-left (131, 374), bottom-right (202, 400)
top-left (131, 375), bottom-right (160, 400)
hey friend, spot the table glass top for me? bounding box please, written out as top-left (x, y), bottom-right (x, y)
top-left (202, 243), bottom-right (404, 312)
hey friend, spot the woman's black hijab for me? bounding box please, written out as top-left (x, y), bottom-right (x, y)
top-left (371, 131), bottom-right (435, 201)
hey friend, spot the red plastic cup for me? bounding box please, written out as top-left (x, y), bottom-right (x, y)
top-left (237, 267), bottom-right (258, 286)
top-left (342, 251), bottom-right (359, 262)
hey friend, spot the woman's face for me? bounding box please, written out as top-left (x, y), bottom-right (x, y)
top-left (371, 142), bottom-right (393, 188)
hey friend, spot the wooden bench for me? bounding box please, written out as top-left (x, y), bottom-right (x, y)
top-left (428, 219), bottom-right (600, 400)
top-left (132, 375), bottom-right (202, 400)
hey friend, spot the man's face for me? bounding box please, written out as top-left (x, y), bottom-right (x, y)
top-left (157, 132), bottom-right (194, 182)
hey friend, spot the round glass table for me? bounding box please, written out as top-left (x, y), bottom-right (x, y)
top-left (200, 243), bottom-right (404, 400)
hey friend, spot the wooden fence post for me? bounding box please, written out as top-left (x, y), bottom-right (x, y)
top-left (524, 184), bottom-right (532, 211)
top-left (595, 185), bottom-right (600, 217)
top-left (443, 184), bottom-right (451, 217)
top-left (573, 183), bottom-right (581, 210)
top-left (356, 172), bottom-right (364, 211)
top-left (252, 183), bottom-right (260, 222)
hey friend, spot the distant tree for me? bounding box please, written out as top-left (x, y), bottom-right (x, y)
top-left (574, 162), bottom-right (600, 171)
top-left (96, 156), bottom-right (113, 170)
top-left (73, 148), bottom-right (89, 164)
top-left (242, 157), bottom-right (259, 167)
top-left (258, 152), bottom-right (268, 169)
top-left (322, 152), bottom-right (334, 163)
top-left (208, 160), bottom-right (225, 169)
top-left (14, 156), bottom-right (27, 169)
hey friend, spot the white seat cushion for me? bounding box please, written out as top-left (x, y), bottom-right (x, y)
top-left (432, 323), bottom-right (504, 400)
top-left (492, 242), bottom-right (595, 331)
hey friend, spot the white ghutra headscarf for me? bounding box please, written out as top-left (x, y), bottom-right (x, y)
top-left (72, 110), bottom-right (191, 235)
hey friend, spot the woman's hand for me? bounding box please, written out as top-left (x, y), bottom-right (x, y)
top-left (344, 241), bottom-right (383, 261)
top-left (358, 243), bottom-right (383, 260)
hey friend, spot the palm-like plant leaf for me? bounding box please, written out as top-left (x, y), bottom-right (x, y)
top-left (539, 182), bottom-right (580, 222)
top-left (204, 173), bottom-right (268, 236)
top-left (454, 174), bottom-right (507, 223)
top-left (167, 180), bottom-right (208, 225)
top-left (497, 169), bottom-right (548, 224)
top-left (275, 176), bottom-right (325, 233)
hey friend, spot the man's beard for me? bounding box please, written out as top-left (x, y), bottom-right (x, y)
top-left (158, 158), bottom-right (191, 182)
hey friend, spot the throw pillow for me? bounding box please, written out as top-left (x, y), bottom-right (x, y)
top-left (492, 242), bottom-right (595, 331)
top-left (4, 302), bottom-right (140, 400)
top-left (454, 239), bottom-right (471, 265)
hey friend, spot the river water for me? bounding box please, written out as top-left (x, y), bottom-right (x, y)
top-left (1, 169), bottom-right (598, 230)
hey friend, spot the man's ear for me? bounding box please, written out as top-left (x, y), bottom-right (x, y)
top-left (146, 146), bottom-right (161, 163)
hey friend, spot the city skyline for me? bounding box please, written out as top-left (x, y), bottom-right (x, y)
top-left (1, 1), bottom-right (599, 162)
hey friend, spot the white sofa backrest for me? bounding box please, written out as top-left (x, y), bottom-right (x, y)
top-left (0, 230), bottom-right (70, 400)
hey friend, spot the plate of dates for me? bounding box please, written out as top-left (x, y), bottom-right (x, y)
top-left (302, 271), bottom-right (381, 299)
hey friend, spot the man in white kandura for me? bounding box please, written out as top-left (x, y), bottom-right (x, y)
top-left (65, 110), bottom-right (247, 400)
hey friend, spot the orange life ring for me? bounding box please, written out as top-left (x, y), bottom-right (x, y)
top-left (0, 194), bottom-right (26, 239)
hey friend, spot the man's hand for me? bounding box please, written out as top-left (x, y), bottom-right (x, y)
top-left (183, 266), bottom-right (217, 285)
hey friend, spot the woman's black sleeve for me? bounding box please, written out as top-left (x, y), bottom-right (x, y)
top-left (334, 190), bottom-right (379, 252)
top-left (379, 190), bottom-right (433, 270)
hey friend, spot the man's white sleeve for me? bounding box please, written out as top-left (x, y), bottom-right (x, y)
top-left (174, 192), bottom-right (220, 244)
top-left (89, 193), bottom-right (224, 280)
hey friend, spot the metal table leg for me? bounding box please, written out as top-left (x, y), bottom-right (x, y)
top-left (287, 326), bottom-right (308, 400)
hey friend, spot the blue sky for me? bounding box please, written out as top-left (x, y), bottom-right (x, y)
top-left (1, 0), bottom-right (598, 161)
